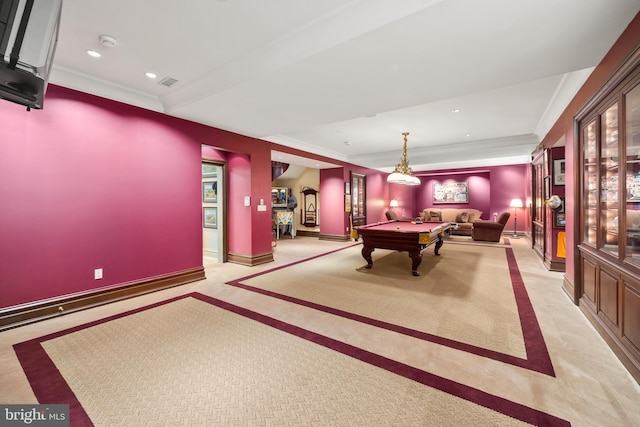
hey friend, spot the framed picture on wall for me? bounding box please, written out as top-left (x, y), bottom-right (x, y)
top-left (555, 213), bottom-right (566, 227)
top-left (203, 181), bottom-right (217, 203)
top-left (433, 181), bottom-right (469, 203)
top-left (345, 181), bottom-right (350, 195)
top-left (553, 159), bottom-right (566, 185)
top-left (203, 207), bottom-right (217, 229)
top-left (345, 194), bottom-right (351, 212)
top-left (202, 163), bottom-right (217, 177)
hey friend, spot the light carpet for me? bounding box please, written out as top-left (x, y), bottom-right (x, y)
top-left (229, 240), bottom-right (553, 375)
top-left (15, 294), bottom-right (569, 426)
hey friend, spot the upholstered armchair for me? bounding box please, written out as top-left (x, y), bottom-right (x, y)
top-left (471, 211), bottom-right (510, 242)
top-left (385, 210), bottom-right (399, 221)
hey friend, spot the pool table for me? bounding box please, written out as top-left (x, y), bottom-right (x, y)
top-left (355, 220), bottom-right (454, 276)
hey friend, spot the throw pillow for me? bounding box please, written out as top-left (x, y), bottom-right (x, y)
top-left (430, 211), bottom-right (441, 221)
top-left (456, 212), bottom-right (469, 223)
top-left (467, 210), bottom-right (482, 222)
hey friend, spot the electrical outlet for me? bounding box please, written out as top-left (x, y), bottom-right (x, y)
top-left (94, 268), bottom-right (103, 280)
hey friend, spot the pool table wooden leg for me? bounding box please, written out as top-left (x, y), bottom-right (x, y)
top-left (434, 237), bottom-right (444, 255)
top-left (408, 249), bottom-right (422, 276)
top-left (362, 245), bottom-right (374, 269)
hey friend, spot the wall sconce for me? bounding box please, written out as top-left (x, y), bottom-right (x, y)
top-left (390, 199), bottom-right (399, 209)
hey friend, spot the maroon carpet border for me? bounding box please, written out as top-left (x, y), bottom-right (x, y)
top-left (13, 295), bottom-right (189, 427)
top-left (14, 293), bottom-right (569, 426)
top-left (227, 239), bottom-right (556, 376)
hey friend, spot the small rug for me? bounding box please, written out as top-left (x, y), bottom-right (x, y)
top-left (15, 294), bottom-right (569, 426)
top-left (229, 240), bottom-right (554, 375)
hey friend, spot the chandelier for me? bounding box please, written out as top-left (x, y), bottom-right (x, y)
top-left (386, 132), bottom-right (421, 185)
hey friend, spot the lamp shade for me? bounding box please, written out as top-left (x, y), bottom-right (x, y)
top-left (387, 171), bottom-right (406, 183)
top-left (405, 175), bottom-right (421, 185)
top-left (390, 199), bottom-right (399, 207)
top-left (510, 198), bottom-right (523, 208)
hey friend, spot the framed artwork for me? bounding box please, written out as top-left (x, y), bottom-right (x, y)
top-left (345, 181), bottom-right (350, 195)
top-left (271, 187), bottom-right (287, 207)
top-left (202, 163), bottom-right (217, 177)
top-left (433, 181), bottom-right (469, 203)
top-left (553, 159), bottom-right (566, 185)
top-left (345, 194), bottom-right (351, 212)
top-left (203, 207), bottom-right (217, 229)
top-left (203, 181), bottom-right (217, 203)
top-left (555, 212), bottom-right (566, 227)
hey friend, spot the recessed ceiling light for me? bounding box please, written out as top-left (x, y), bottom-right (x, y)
top-left (86, 50), bottom-right (101, 58)
top-left (451, 108), bottom-right (461, 113)
top-left (145, 72), bottom-right (157, 79)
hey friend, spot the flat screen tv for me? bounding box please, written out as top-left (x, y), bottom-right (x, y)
top-left (0, 0), bottom-right (62, 110)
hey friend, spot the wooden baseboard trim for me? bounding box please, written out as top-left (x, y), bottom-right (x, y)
top-left (318, 233), bottom-right (350, 242)
top-left (295, 230), bottom-right (319, 237)
top-left (544, 257), bottom-right (566, 272)
top-left (579, 300), bottom-right (640, 384)
top-left (0, 267), bottom-right (205, 332)
top-left (562, 275), bottom-right (578, 305)
top-left (228, 251), bottom-right (274, 266)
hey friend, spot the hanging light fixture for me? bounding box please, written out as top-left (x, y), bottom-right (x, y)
top-left (387, 132), bottom-right (421, 185)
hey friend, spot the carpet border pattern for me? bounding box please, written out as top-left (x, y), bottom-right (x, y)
top-left (14, 292), bottom-right (569, 426)
top-left (227, 238), bottom-right (555, 376)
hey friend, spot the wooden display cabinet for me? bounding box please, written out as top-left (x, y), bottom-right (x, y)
top-left (351, 172), bottom-right (366, 227)
top-left (576, 50), bottom-right (640, 382)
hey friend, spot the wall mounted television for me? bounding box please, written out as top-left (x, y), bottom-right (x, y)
top-left (0, 0), bottom-right (62, 110)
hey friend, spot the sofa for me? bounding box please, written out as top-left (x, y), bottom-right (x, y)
top-left (419, 208), bottom-right (483, 236)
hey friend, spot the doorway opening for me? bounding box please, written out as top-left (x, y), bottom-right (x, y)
top-left (202, 160), bottom-right (227, 264)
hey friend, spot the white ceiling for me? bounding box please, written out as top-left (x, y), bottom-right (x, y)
top-left (49, 0), bottom-right (640, 172)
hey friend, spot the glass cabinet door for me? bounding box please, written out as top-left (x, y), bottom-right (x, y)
top-left (351, 172), bottom-right (366, 226)
top-left (625, 83), bottom-right (640, 265)
top-left (584, 121), bottom-right (597, 246)
top-left (600, 103), bottom-right (619, 257)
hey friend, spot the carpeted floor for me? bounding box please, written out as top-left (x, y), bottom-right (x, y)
top-left (16, 294), bottom-right (566, 426)
top-left (3, 236), bottom-right (640, 426)
top-left (230, 242), bottom-right (553, 374)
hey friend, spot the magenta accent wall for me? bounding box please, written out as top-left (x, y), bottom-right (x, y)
top-left (387, 183), bottom-right (415, 219)
top-left (319, 168), bottom-right (346, 236)
top-left (0, 87), bottom-right (203, 308)
top-left (411, 164), bottom-right (528, 231)
top-left (0, 86), bottom-right (275, 309)
top-left (363, 172), bottom-right (389, 223)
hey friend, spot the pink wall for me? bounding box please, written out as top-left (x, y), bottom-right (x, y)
top-left (0, 86), bottom-right (273, 308)
top-left (319, 168), bottom-right (346, 236)
top-left (0, 87), bottom-right (203, 308)
top-left (409, 164), bottom-right (528, 231)
top-left (320, 166), bottom-right (391, 237)
top-left (387, 182), bottom-right (415, 219)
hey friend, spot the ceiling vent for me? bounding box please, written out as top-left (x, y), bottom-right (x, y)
top-left (158, 76), bottom-right (178, 87)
